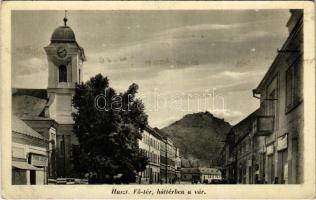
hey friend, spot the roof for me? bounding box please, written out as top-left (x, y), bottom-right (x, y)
top-left (199, 168), bottom-right (221, 175)
top-left (153, 128), bottom-right (176, 145)
top-left (181, 168), bottom-right (222, 175)
top-left (51, 25), bottom-right (76, 43)
top-left (12, 115), bottom-right (48, 141)
top-left (145, 125), bottom-right (162, 139)
top-left (12, 89), bottom-right (48, 119)
top-left (12, 161), bottom-right (44, 171)
top-left (233, 109), bottom-right (259, 144)
top-left (49, 19), bottom-right (86, 61)
top-left (12, 88), bottom-right (48, 99)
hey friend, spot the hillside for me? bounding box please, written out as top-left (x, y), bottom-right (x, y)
top-left (161, 111), bottom-right (231, 168)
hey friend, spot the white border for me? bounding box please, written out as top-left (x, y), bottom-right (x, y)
top-left (1, 1), bottom-right (315, 199)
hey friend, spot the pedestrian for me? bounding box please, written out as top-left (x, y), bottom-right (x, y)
top-left (274, 177), bottom-right (279, 184)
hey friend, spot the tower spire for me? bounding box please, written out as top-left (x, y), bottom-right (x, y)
top-left (63, 10), bottom-right (68, 26)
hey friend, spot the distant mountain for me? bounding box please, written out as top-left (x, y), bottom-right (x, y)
top-left (161, 111), bottom-right (231, 168)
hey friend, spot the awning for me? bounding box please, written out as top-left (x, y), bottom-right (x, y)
top-left (12, 161), bottom-right (43, 171)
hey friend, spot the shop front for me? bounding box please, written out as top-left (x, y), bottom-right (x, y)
top-left (12, 161), bottom-right (45, 185)
top-left (277, 134), bottom-right (288, 184)
top-left (12, 142), bottom-right (48, 185)
top-left (266, 143), bottom-right (275, 184)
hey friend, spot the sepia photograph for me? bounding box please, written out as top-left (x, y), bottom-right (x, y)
top-left (1, 1), bottom-right (315, 199)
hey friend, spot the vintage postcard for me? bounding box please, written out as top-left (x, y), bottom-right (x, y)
top-left (1, 1), bottom-right (315, 199)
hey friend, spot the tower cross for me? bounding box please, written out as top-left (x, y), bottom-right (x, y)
top-left (63, 10), bottom-right (68, 26)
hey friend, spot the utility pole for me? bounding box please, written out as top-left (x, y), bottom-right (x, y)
top-left (149, 136), bottom-right (152, 184)
top-left (165, 139), bottom-right (168, 183)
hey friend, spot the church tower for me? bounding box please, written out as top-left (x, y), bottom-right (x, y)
top-left (44, 12), bottom-right (86, 177)
top-left (44, 12), bottom-right (86, 124)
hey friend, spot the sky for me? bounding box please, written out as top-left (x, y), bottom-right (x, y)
top-left (12, 10), bottom-right (290, 128)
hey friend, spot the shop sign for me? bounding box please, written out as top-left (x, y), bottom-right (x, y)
top-left (30, 154), bottom-right (48, 167)
top-left (277, 134), bottom-right (288, 151)
top-left (266, 144), bottom-right (274, 155)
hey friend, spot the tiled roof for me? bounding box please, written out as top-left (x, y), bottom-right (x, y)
top-left (12, 88), bottom-right (48, 99)
top-left (233, 109), bottom-right (259, 140)
top-left (12, 115), bottom-right (48, 141)
top-left (181, 167), bottom-right (221, 175)
top-left (12, 89), bottom-right (48, 119)
top-left (12, 161), bottom-right (44, 170)
top-left (145, 125), bottom-right (163, 139)
top-left (199, 167), bottom-right (221, 175)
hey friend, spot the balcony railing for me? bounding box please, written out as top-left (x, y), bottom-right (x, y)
top-left (252, 116), bottom-right (274, 136)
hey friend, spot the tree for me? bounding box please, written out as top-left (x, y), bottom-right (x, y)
top-left (72, 73), bottom-right (148, 184)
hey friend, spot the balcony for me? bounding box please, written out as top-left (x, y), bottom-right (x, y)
top-left (252, 116), bottom-right (274, 136)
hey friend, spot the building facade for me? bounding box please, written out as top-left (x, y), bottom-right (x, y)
top-left (181, 168), bottom-right (222, 183)
top-left (252, 10), bottom-right (303, 184)
top-left (137, 127), bottom-right (181, 184)
top-left (221, 110), bottom-right (266, 184)
top-left (237, 110), bottom-right (266, 184)
top-left (138, 126), bottom-right (162, 184)
top-left (12, 115), bottom-right (49, 185)
top-left (180, 168), bottom-right (200, 183)
top-left (12, 15), bottom-right (86, 179)
top-left (160, 136), bottom-right (178, 183)
top-left (44, 15), bottom-right (86, 178)
top-left (199, 168), bottom-right (222, 183)
top-left (175, 148), bottom-right (181, 182)
top-left (221, 10), bottom-right (303, 184)
top-left (12, 89), bottom-right (58, 179)
top-left (220, 128), bottom-right (237, 183)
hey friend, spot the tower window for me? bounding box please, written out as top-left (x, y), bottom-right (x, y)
top-left (59, 65), bottom-right (67, 82)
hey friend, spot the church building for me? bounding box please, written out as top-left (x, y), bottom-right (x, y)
top-left (12, 14), bottom-right (86, 179)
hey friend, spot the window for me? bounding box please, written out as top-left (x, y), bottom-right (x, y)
top-left (268, 90), bottom-right (276, 115)
top-left (286, 57), bottom-right (303, 112)
top-left (59, 65), bottom-right (67, 82)
top-left (266, 88), bottom-right (278, 130)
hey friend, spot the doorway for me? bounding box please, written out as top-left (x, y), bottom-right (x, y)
top-left (30, 170), bottom-right (36, 185)
top-left (267, 154), bottom-right (274, 183)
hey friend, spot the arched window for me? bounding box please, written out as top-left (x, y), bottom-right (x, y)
top-left (59, 65), bottom-right (67, 82)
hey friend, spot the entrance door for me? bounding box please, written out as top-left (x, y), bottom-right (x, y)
top-left (261, 153), bottom-right (266, 182)
top-left (248, 166), bottom-right (252, 184)
top-left (30, 170), bottom-right (36, 185)
top-left (267, 155), bottom-right (274, 183)
top-left (291, 138), bottom-right (298, 183)
top-left (278, 150), bottom-right (288, 184)
top-left (149, 168), bottom-right (153, 184)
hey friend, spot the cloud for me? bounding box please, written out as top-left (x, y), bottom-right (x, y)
top-left (211, 108), bottom-right (245, 124)
top-left (12, 70), bottom-right (48, 89)
top-left (11, 10), bottom-right (290, 126)
top-left (154, 23), bottom-right (247, 38)
top-left (217, 71), bottom-right (250, 79)
top-left (14, 57), bottom-right (47, 75)
top-left (233, 31), bottom-right (274, 42)
top-left (154, 116), bottom-right (180, 129)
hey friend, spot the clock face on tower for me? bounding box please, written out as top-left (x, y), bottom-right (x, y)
top-left (57, 46), bottom-right (67, 58)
